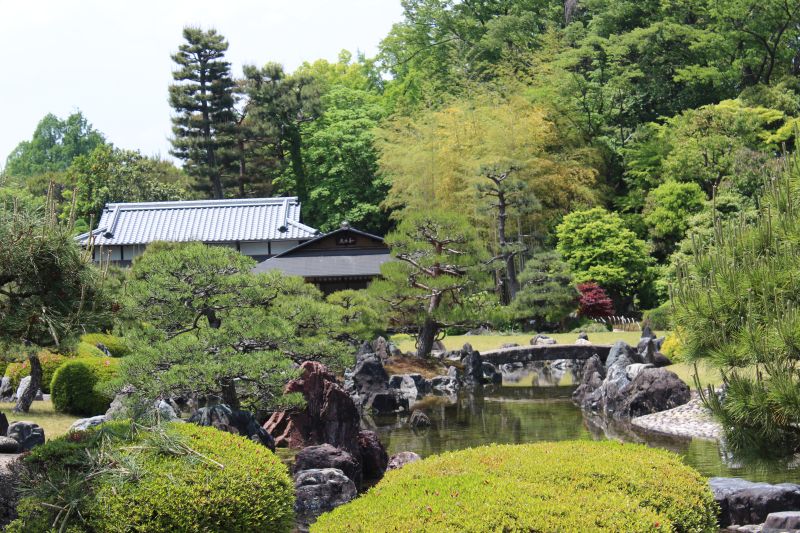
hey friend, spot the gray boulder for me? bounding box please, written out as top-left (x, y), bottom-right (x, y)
top-left (636, 337), bottom-right (658, 365)
top-left (293, 444), bottom-right (361, 486)
top-left (572, 355), bottom-right (606, 407)
top-left (430, 375), bottom-right (458, 394)
top-left (531, 334), bottom-right (556, 346)
top-left (711, 477), bottom-right (800, 528)
top-left (0, 437), bottom-right (19, 454)
top-left (764, 511), bottom-right (800, 532)
top-left (7, 421), bottom-right (44, 451)
top-left (625, 363), bottom-right (654, 380)
top-left (351, 353), bottom-right (390, 394)
top-left (388, 451), bottom-right (421, 471)
top-left (388, 374), bottom-right (422, 403)
top-left (461, 344), bottom-right (484, 386)
top-left (189, 404), bottom-right (275, 451)
top-left (0, 456), bottom-right (21, 528)
top-left (0, 412), bottom-right (7, 437)
top-left (364, 391), bottom-right (408, 414)
top-left (294, 468), bottom-right (357, 530)
top-left (409, 410), bottom-right (432, 428)
top-left (613, 367), bottom-right (690, 418)
top-left (606, 341), bottom-right (640, 369)
top-left (0, 378), bottom-right (12, 402)
top-left (70, 415), bottom-right (108, 432)
top-left (641, 325), bottom-right (654, 339)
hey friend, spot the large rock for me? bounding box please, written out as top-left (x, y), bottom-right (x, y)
top-left (606, 341), bottom-right (640, 368)
top-left (14, 377), bottom-right (30, 403)
top-left (0, 378), bottom-right (12, 402)
top-left (349, 353), bottom-right (408, 414)
top-left (7, 421), bottom-right (44, 451)
top-left (372, 336), bottom-right (391, 361)
top-left (189, 404), bottom-right (275, 451)
top-left (294, 468), bottom-right (357, 530)
top-left (264, 361), bottom-right (361, 458)
top-left (572, 355), bottom-right (606, 406)
top-left (69, 415), bottom-right (108, 432)
top-left (636, 337), bottom-right (658, 365)
top-left (387, 451), bottom-right (421, 471)
top-left (711, 477), bottom-right (800, 528)
top-left (764, 511), bottom-right (800, 531)
top-left (388, 374), bottom-right (430, 403)
top-left (0, 412), bottom-right (7, 437)
top-left (461, 344), bottom-right (484, 385)
top-left (364, 391), bottom-right (408, 414)
top-left (358, 430), bottom-right (388, 481)
top-left (293, 444), bottom-right (361, 486)
top-left (613, 367), bottom-right (690, 418)
top-left (0, 437), bottom-right (19, 454)
top-left (0, 456), bottom-right (21, 529)
top-left (482, 362), bottom-right (502, 384)
top-left (531, 334), bottom-right (556, 346)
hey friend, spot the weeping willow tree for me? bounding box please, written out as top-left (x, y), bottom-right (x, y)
top-left (672, 158), bottom-right (800, 456)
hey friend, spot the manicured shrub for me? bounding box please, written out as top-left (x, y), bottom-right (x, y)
top-left (9, 422), bottom-right (295, 533)
top-left (313, 441), bottom-right (718, 532)
top-left (661, 331), bottom-right (685, 361)
top-left (643, 302), bottom-right (672, 331)
top-left (75, 341), bottom-right (106, 358)
top-left (4, 351), bottom-right (68, 394)
top-left (50, 357), bottom-right (120, 416)
top-left (80, 333), bottom-right (130, 357)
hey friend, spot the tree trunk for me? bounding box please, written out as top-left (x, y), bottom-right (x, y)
top-left (13, 353), bottom-right (42, 413)
top-left (221, 379), bottom-right (240, 410)
top-left (496, 188), bottom-right (519, 302)
top-left (416, 316), bottom-right (439, 358)
top-left (287, 129), bottom-right (307, 204)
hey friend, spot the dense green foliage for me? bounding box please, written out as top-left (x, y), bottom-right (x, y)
top-left (313, 441), bottom-right (718, 532)
top-left (4, 111), bottom-right (105, 180)
top-left (79, 333), bottom-right (130, 357)
top-left (9, 422), bottom-right (295, 533)
top-left (50, 357), bottom-right (120, 416)
top-left (4, 351), bottom-right (67, 394)
top-left (120, 242), bottom-right (350, 411)
top-left (557, 208), bottom-right (652, 309)
top-left (512, 250), bottom-right (577, 327)
top-left (673, 163), bottom-right (800, 454)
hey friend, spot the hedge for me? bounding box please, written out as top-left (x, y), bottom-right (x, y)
top-left (50, 357), bottom-right (120, 416)
top-left (9, 422), bottom-right (295, 533)
top-left (80, 333), bottom-right (130, 357)
top-left (643, 302), bottom-right (672, 331)
top-left (4, 351), bottom-right (68, 394)
top-left (313, 441), bottom-right (718, 532)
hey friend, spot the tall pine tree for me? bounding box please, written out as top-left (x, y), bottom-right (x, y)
top-left (169, 27), bottom-right (237, 199)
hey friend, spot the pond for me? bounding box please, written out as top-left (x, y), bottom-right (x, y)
top-left (368, 363), bottom-right (800, 484)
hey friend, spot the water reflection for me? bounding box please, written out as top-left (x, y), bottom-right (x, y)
top-left (371, 364), bottom-right (800, 484)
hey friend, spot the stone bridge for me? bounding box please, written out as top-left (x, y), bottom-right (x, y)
top-left (480, 344), bottom-right (611, 366)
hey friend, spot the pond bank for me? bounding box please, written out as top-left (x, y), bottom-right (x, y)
top-left (631, 396), bottom-right (723, 441)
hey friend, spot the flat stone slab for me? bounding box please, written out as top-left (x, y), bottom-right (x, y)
top-left (631, 398), bottom-right (722, 441)
top-left (481, 344), bottom-right (611, 365)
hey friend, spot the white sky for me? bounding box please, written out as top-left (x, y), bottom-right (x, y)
top-left (0, 0), bottom-right (404, 168)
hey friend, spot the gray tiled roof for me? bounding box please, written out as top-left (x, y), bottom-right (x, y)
top-left (77, 198), bottom-right (318, 246)
top-left (254, 250), bottom-right (392, 278)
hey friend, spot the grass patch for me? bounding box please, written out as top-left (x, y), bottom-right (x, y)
top-left (391, 331), bottom-right (653, 353)
top-left (0, 400), bottom-right (78, 439)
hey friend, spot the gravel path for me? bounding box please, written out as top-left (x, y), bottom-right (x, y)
top-left (631, 398), bottom-right (723, 441)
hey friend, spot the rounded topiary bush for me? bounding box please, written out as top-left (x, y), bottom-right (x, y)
top-left (313, 441), bottom-right (718, 532)
top-left (4, 351), bottom-right (68, 393)
top-left (9, 422), bottom-right (295, 533)
top-left (75, 341), bottom-right (107, 358)
top-left (80, 333), bottom-right (130, 357)
top-left (50, 357), bottom-right (120, 416)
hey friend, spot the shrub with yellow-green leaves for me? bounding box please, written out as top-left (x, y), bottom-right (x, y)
top-left (8, 422), bottom-right (295, 533)
top-left (313, 441), bottom-right (718, 532)
top-left (80, 333), bottom-right (130, 357)
top-left (50, 357), bottom-right (120, 416)
top-left (4, 351), bottom-right (68, 394)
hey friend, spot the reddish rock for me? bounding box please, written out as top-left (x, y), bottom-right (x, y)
top-left (358, 430), bottom-right (388, 480)
top-left (264, 362), bottom-right (361, 457)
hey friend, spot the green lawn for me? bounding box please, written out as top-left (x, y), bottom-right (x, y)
top-left (1, 400), bottom-right (78, 439)
top-left (391, 331), bottom-right (726, 388)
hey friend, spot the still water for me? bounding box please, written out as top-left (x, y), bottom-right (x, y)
top-left (368, 363), bottom-right (800, 484)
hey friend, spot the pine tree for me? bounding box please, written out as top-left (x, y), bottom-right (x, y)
top-left (169, 27), bottom-right (237, 199)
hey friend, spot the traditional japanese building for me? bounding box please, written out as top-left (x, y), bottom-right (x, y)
top-left (76, 197), bottom-right (318, 265)
top-left (252, 222), bottom-right (391, 293)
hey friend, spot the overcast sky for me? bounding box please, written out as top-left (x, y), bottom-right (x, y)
top-left (0, 0), bottom-right (404, 168)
